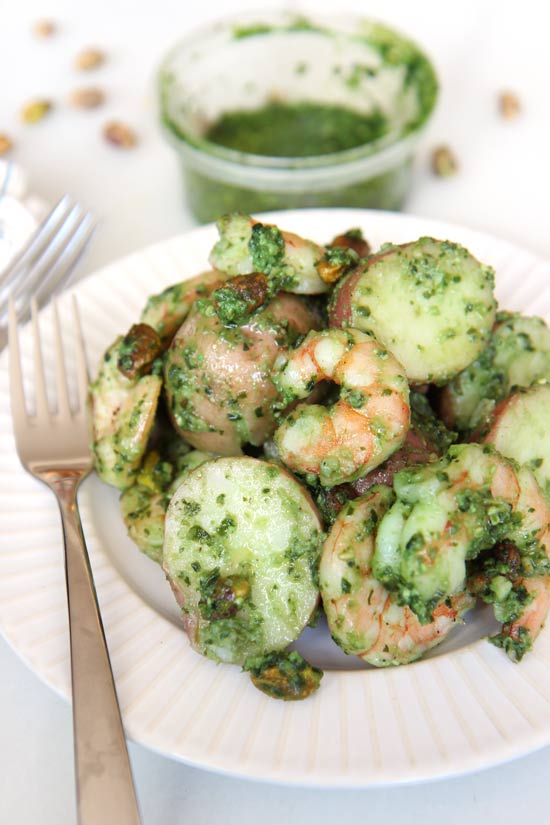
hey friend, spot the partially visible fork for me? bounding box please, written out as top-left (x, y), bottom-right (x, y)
top-left (9, 297), bottom-right (141, 824)
top-left (0, 196), bottom-right (96, 349)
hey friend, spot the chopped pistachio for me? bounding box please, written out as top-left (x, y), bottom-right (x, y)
top-left (103, 121), bottom-right (137, 149)
top-left (330, 228), bottom-right (370, 259)
top-left (0, 134), bottom-right (13, 156)
top-left (245, 650), bottom-right (323, 701)
top-left (117, 323), bottom-right (162, 378)
top-left (75, 48), bottom-right (105, 71)
top-left (20, 99), bottom-right (53, 124)
top-left (32, 20), bottom-right (57, 38)
top-left (69, 87), bottom-right (105, 109)
top-left (431, 145), bottom-right (458, 177)
top-left (316, 246), bottom-right (358, 284)
top-left (499, 91), bottom-right (521, 120)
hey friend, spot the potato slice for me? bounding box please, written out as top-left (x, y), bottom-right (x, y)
top-left (484, 384), bottom-right (550, 498)
top-left (439, 312), bottom-right (550, 432)
top-left (330, 237), bottom-right (496, 383)
top-left (163, 457), bottom-right (322, 664)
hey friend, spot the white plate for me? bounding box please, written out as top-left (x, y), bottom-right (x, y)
top-left (2, 208), bottom-right (550, 788)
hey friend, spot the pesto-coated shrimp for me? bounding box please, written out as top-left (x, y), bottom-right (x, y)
top-left (499, 575), bottom-right (550, 660)
top-left (320, 486), bottom-right (474, 666)
top-left (372, 443), bottom-right (550, 631)
top-left (209, 213), bottom-right (328, 295)
top-left (91, 324), bottom-right (163, 489)
top-left (273, 329), bottom-right (410, 487)
top-left (315, 391), bottom-right (456, 525)
top-left (468, 541), bottom-right (550, 661)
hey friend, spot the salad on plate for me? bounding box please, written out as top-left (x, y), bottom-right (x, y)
top-left (89, 212), bottom-right (550, 701)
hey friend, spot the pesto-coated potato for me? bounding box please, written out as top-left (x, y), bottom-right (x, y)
top-left (163, 457), bottom-right (323, 664)
top-left (90, 329), bottom-right (162, 489)
top-left (140, 269), bottom-right (229, 344)
top-left (163, 293), bottom-right (318, 454)
top-left (329, 238), bottom-right (496, 383)
top-left (484, 384), bottom-right (550, 499)
top-left (438, 312), bottom-right (550, 432)
top-left (120, 447), bottom-right (214, 563)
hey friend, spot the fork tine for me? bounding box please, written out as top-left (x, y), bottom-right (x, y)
top-left (52, 299), bottom-right (71, 418)
top-left (72, 296), bottom-right (89, 418)
top-left (37, 213), bottom-right (97, 301)
top-left (30, 298), bottom-right (50, 421)
top-left (0, 209), bottom-right (95, 334)
top-left (8, 298), bottom-right (27, 435)
top-left (0, 196), bottom-right (74, 293)
top-left (11, 204), bottom-right (83, 301)
top-left (0, 196), bottom-right (96, 347)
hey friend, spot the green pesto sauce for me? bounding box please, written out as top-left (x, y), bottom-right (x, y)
top-left (160, 16), bottom-right (437, 222)
top-left (183, 157), bottom-right (413, 223)
top-left (205, 101), bottom-right (389, 158)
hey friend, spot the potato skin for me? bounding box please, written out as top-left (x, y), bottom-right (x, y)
top-left (140, 269), bottom-right (228, 344)
top-left (164, 293), bottom-right (318, 454)
top-left (328, 267), bottom-right (361, 328)
top-left (328, 245), bottom-right (397, 328)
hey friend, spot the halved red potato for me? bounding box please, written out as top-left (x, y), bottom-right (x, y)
top-left (164, 293), bottom-right (318, 454)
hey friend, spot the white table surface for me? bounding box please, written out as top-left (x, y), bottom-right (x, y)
top-left (2, 0), bottom-right (550, 822)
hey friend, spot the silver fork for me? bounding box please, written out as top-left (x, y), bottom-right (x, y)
top-left (9, 297), bottom-right (141, 825)
top-left (0, 196), bottom-right (96, 350)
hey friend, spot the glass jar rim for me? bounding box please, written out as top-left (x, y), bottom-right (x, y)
top-left (158, 9), bottom-right (438, 184)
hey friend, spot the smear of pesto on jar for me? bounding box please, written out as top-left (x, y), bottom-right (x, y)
top-left (205, 101), bottom-right (389, 158)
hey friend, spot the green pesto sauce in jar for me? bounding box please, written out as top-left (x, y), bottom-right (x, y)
top-left (204, 101), bottom-right (389, 158)
top-left (183, 160), bottom-right (413, 224)
top-left (159, 17), bottom-right (438, 222)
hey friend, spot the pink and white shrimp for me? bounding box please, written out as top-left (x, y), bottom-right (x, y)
top-left (273, 329), bottom-right (410, 486)
top-left (320, 486), bottom-right (474, 666)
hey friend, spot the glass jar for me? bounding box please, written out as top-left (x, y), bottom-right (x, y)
top-left (158, 11), bottom-right (438, 223)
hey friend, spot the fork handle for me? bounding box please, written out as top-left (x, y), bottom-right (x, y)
top-left (54, 473), bottom-right (141, 824)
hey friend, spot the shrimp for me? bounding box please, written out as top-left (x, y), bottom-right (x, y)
top-left (272, 329), bottom-right (410, 487)
top-left (372, 443), bottom-right (550, 634)
top-left (468, 506), bottom-right (550, 662)
top-left (320, 486), bottom-right (474, 666)
top-left (315, 390), bottom-right (456, 524)
top-left (496, 575), bottom-right (550, 660)
top-left (90, 324), bottom-right (163, 489)
top-left (208, 213), bottom-right (328, 295)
